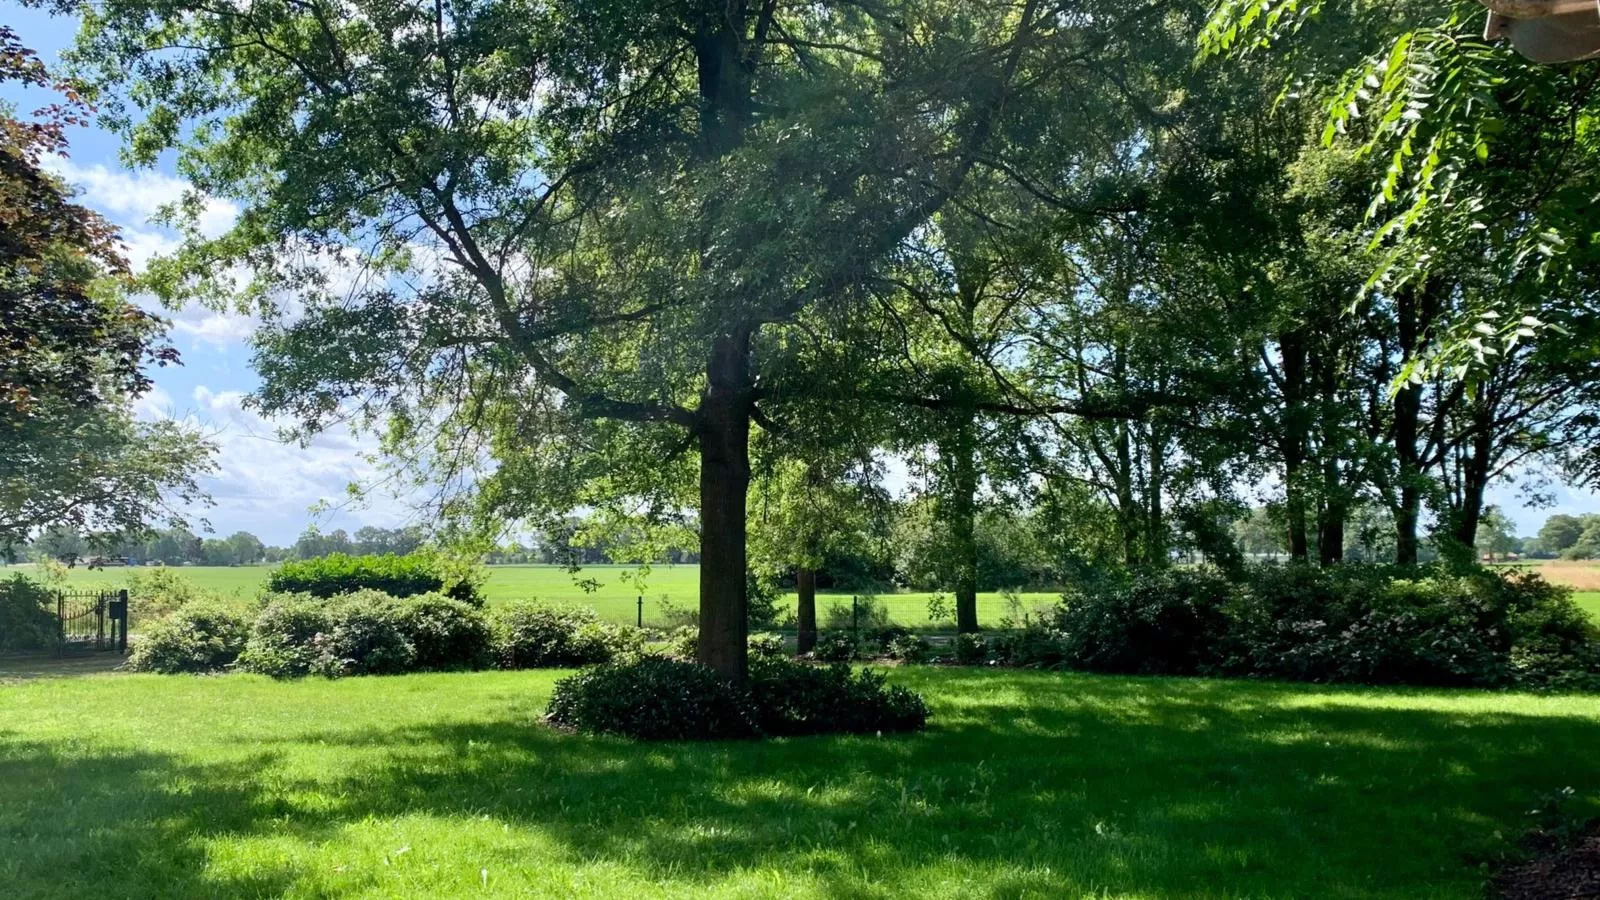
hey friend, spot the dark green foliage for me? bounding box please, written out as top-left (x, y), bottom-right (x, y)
top-left (664, 625), bottom-right (698, 661)
top-left (310, 595), bottom-right (416, 678)
top-left (884, 634), bottom-right (931, 663)
top-left (396, 594), bottom-right (492, 671)
top-left (236, 595), bottom-right (331, 678)
top-left (125, 602), bottom-right (249, 674)
top-left (0, 575), bottom-right (57, 651)
top-left (811, 631), bottom-right (859, 662)
top-left (823, 595), bottom-right (890, 631)
top-left (547, 657), bottom-right (759, 741)
top-left (747, 632), bottom-right (786, 661)
top-left (746, 571), bottom-right (780, 629)
top-left (1053, 567), bottom-right (1232, 675)
top-left (546, 656), bottom-right (931, 741)
top-left (660, 628), bottom-right (785, 663)
top-left (1042, 564), bottom-right (1600, 689)
top-left (951, 632), bottom-right (988, 665)
top-left (865, 624), bottom-right (914, 654)
top-left (989, 625), bottom-right (1070, 669)
top-left (267, 553), bottom-right (479, 605)
top-left (491, 602), bottom-right (639, 669)
top-left (747, 658), bottom-right (929, 736)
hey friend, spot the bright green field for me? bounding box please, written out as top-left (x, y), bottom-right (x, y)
top-left (0, 665), bottom-right (1596, 898)
top-left (1577, 591), bottom-right (1600, 621)
top-left (2, 564), bottom-right (1058, 629)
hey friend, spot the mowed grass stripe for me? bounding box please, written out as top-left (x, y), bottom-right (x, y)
top-left (0, 667), bottom-right (1597, 898)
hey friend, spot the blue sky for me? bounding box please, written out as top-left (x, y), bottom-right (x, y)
top-left (5, 3), bottom-right (1597, 546)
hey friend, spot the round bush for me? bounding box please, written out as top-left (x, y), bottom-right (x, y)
top-left (397, 593), bottom-right (492, 671)
top-left (811, 631), bottom-right (858, 662)
top-left (311, 595), bottom-right (416, 677)
top-left (0, 575), bottom-right (59, 651)
top-left (547, 657), bottom-right (759, 740)
top-left (236, 595), bottom-right (332, 678)
top-left (747, 658), bottom-right (930, 736)
top-left (885, 633), bottom-right (931, 663)
top-left (747, 632), bottom-right (786, 660)
top-left (664, 625), bottom-right (698, 661)
top-left (951, 632), bottom-right (988, 665)
top-left (491, 602), bottom-right (638, 668)
top-left (1053, 567), bottom-right (1231, 675)
top-left (126, 602), bottom-right (249, 674)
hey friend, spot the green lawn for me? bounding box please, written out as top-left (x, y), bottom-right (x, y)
top-left (3, 564), bottom-right (1058, 629)
top-left (1, 665), bottom-right (1596, 898)
top-left (1576, 590), bottom-right (1600, 621)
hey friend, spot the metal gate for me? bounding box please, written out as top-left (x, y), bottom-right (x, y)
top-left (56, 589), bottom-right (129, 654)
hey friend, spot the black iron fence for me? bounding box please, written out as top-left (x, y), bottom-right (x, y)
top-left (56, 589), bottom-right (130, 654)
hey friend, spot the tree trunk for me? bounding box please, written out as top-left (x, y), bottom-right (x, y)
top-left (1279, 331), bottom-right (1311, 563)
top-left (1317, 502), bottom-right (1345, 566)
top-left (795, 566), bottom-right (817, 654)
top-left (947, 416), bottom-right (980, 634)
top-left (1391, 283), bottom-right (1427, 566)
top-left (1450, 401), bottom-right (1495, 558)
top-left (696, 332), bottom-right (752, 681)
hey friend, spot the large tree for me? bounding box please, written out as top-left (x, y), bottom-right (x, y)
top-left (0, 25), bottom-right (213, 551)
top-left (74, 0), bottom-right (1176, 678)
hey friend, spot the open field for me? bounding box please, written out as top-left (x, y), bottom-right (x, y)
top-left (1, 564), bottom-right (1059, 629)
top-left (0, 665), bottom-right (1596, 898)
top-left (9, 560), bottom-right (1600, 627)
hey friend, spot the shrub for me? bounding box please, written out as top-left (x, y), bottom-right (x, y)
top-left (865, 624), bottom-right (914, 654)
top-left (951, 632), bottom-right (988, 665)
top-left (126, 602), bottom-right (249, 674)
top-left (990, 624), bottom-right (1069, 668)
top-left (310, 593), bottom-right (416, 677)
top-left (126, 567), bottom-right (213, 619)
top-left (811, 630), bottom-right (859, 662)
top-left (1215, 564), bottom-right (1600, 688)
top-left (1051, 567), bottom-right (1232, 675)
top-left (662, 627), bottom-right (787, 663)
top-left (546, 656), bottom-right (931, 740)
top-left (664, 625), bottom-right (698, 661)
top-left (267, 553), bottom-right (481, 605)
top-left (0, 575), bottom-right (58, 651)
top-left (236, 595), bottom-right (331, 678)
top-left (747, 632), bottom-right (787, 660)
top-left (396, 594), bottom-right (492, 671)
top-left (823, 594), bottom-right (889, 632)
top-left (748, 657), bottom-right (929, 736)
top-left (884, 633), bottom-right (931, 663)
top-left (491, 602), bottom-right (638, 668)
top-left (547, 657), bottom-right (759, 740)
top-left (571, 620), bottom-right (646, 664)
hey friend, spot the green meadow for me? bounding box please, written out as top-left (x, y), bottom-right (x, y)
top-left (1, 665), bottom-right (1596, 899)
top-left (3, 564), bottom-right (1060, 629)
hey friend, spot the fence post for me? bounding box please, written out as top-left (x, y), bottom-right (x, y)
top-left (97, 591), bottom-right (106, 651)
top-left (637, 595), bottom-right (643, 628)
top-left (118, 589), bottom-right (130, 654)
top-left (852, 596), bottom-right (859, 637)
top-left (56, 592), bottom-right (64, 658)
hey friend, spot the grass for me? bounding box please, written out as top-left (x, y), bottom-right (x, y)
top-left (1, 563), bottom-right (1059, 629)
top-left (0, 664), bottom-right (1597, 898)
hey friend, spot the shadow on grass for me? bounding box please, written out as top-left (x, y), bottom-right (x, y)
top-left (0, 737), bottom-right (301, 897)
top-left (0, 651), bottom-right (128, 682)
top-left (3, 670), bottom-right (1599, 897)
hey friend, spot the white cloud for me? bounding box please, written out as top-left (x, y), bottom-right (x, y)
top-left (172, 311), bottom-right (257, 347)
top-left (134, 386), bottom-right (415, 542)
top-left (44, 157), bottom-right (239, 238)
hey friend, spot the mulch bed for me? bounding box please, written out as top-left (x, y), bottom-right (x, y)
top-left (1495, 820), bottom-right (1600, 899)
